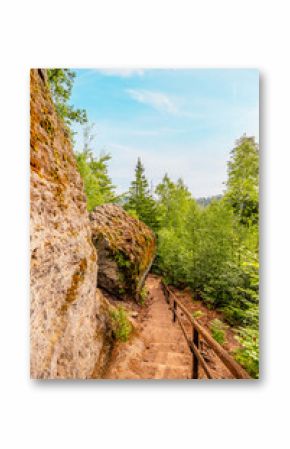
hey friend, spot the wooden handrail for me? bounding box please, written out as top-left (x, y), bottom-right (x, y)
top-left (173, 306), bottom-right (214, 378)
top-left (161, 280), bottom-right (251, 379)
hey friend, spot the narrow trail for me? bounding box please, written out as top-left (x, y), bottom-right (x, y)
top-left (105, 275), bottom-right (192, 379)
top-left (136, 276), bottom-right (192, 379)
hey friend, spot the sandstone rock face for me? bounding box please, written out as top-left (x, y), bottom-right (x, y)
top-left (90, 204), bottom-right (156, 299)
top-left (30, 69), bottom-right (111, 379)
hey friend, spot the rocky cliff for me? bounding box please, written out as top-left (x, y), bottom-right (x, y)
top-left (90, 204), bottom-right (156, 299)
top-left (30, 69), bottom-right (111, 379)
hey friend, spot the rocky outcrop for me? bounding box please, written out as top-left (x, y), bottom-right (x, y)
top-left (89, 204), bottom-right (156, 299)
top-left (30, 69), bottom-right (112, 379)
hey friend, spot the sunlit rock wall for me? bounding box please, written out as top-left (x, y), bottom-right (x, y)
top-left (30, 69), bottom-right (111, 379)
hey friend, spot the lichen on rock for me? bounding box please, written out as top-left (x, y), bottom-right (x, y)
top-left (30, 69), bottom-right (112, 379)
top-left (89, 204), bottom-right (156, 300)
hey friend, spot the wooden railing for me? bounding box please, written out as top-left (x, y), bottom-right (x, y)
top-left (161, 280), bottom-right (251, 379)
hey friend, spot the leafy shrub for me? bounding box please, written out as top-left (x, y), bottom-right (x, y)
top-left (210, 319), bottom-right (227, 345)
top-left (126, 209), bottom-right (139, 220)
top-left (139, 286), bottom-right (148, 305)
top-left (110, 307), bottom-right (132, 342)
top-left (234, 327), bottom-right (259, 378)
top-left (157, 227), bottom-right (194, 286)
top-left (192, 310), bottom-right (204, 319)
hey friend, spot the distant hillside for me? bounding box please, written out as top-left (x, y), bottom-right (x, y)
top-left (196, 194), bottom-right (223, 207)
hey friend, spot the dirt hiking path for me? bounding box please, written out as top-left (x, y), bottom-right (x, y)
top-left (105, 275), bottom-right (192, 379)
top-left (104, 275), bottom-right (239, 379)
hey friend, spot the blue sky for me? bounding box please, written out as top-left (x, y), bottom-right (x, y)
top-left (71, 69), bottom-right (259, 197)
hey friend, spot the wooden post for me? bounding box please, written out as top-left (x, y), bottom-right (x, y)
top-left (173, 299), bottom-right (177, 322)
top-left (192, 327), bottom-right (199, 379)
top-left (165, 287), bottom-right (169, 304)
top-left (162, 281), bottom-right (167, 303)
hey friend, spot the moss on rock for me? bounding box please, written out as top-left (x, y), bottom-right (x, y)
top-left (90, 204), bottom-right (156, 300)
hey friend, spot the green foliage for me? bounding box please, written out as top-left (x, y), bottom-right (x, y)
top-left (210, 319), bottom-right (227, 345)
top-left (222, 250), bottom-right (259, 327)
top-left (156, 175), bottom-right (195, 230)
top-left (110, 307), bottom-right (132, 342)
top-left (47, 69), bottom-right (87, 129)
top-left (126, 209), bottom-right (140, 220)
top-left (156, 227), bottom-right (193, 285)
top-left (226, 135), bottom-right (259, 225)
top-left (234, 327), bottom-right (259, 378)
top-left (154, 175), bottom-right (198, 284)
top-left (153, 135), bottom-right (259, 376)
top-left (75, 123), bottom-right (116, 210)
top-left (139, 286), bottom-right (148, 305)
top-left (192, 310), bottom-right (204, 319)
top-left (192, 199), bottom-right (238, 299)
top-left (114, 252), bottom-right (131, 269)
top-left (231, 250), bottom-right (259, 378)
top-left (124, 158), bottom-right (159, 232)
top-left (114, 251), bottom-right (140, 296)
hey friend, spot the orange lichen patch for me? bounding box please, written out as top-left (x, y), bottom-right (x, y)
top-left (91, 205), bottom-right (155, 262)
top-left (61, 258), bottom-right (88, 313)
top-left (40, 117), bottom-right (55, 137)
top-left (30, 70), bottom-right (78, 189)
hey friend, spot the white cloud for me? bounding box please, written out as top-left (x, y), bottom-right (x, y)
top-left (98, 68), bottom-right (144, 77)
top-left (126, 89), bottom-right (179, 114)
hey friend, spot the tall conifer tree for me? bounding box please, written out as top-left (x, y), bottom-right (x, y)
top-left (125, 158), bottom-right (159, 232)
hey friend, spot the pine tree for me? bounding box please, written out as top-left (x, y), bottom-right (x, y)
top-left (125, 158), bottom-right (159, 232)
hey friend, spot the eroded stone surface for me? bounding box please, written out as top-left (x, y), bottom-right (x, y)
top-left (30, 69), bottom-right (111, 379)
top-left (90, 204), bottom-right (156, 299)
